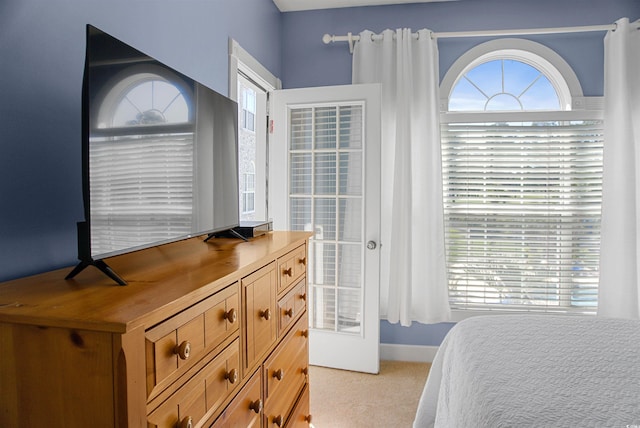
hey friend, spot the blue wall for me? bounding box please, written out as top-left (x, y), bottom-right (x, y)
top-left (281, 0), bottom-right (640, 94)
top-left (279, 0), bottom-right (640, 347)
top-left (0, 0), bottom-right (281, 282)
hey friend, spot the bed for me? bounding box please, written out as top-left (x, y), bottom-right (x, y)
top-left (413, 315), bottom-right (640, 427)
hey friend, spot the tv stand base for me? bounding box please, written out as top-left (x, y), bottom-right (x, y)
top-left (65, 259), bottom-right (127, 285)
top-left (205, 228), bottom-right (249, 242)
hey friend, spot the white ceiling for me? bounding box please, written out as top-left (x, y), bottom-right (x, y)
top-left (273, 0), bottom-right (459, 12)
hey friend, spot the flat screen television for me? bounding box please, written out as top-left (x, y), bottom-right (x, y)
top-left (66, 25), bottom-right (240, 285)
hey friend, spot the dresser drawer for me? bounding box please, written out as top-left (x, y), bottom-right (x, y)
top-left (285, 384), bottom-right (311, 427)
top-left (212, 368), bottom-right (263, 428)
top-left (264, 344), bottom-right (308, 428)
top-left (147, 338), bottom-right (241, 428)
top-left (146, 283), bottom-right (240, 399)
top-left (264, 313), bottom-right (309, 423)
top-left (277, 280), bottom-right (307, 337)
top-left (277, 244), bottom-right (307, 295)
top-left (205, 339), bottom-right (242, 418)
top-left (243, 262), bottom-right (277, 373)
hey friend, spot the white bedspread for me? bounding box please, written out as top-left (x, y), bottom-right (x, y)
top-left (413, 315), bottom-right (640, 428)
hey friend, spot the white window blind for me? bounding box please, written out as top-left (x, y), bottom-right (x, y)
top-left (441, 118), bottom-right (603, 313)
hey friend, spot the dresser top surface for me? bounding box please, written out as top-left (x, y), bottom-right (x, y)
top-left (0, 231), bottom-right (311, 333)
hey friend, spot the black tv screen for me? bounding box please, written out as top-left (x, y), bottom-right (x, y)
top-left (67, 25), bottom-right (239, 284)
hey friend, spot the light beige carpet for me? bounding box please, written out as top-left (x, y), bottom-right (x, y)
top-left (309, 360), bottom-right (431, 428)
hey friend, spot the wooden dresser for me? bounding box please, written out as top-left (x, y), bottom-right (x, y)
top-left (0, 231), bottom-right (312, 428)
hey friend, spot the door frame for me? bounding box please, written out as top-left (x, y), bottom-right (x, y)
top-left (229, 39), bottom-right (281, 222)
top-left (269, 84), bottom-right (382, 374)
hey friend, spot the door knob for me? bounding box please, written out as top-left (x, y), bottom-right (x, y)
top-left (366, 240), bottom-right (377, 250)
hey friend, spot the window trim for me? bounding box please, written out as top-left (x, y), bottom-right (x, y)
top-left (229, 39), bottom-right (279, 222)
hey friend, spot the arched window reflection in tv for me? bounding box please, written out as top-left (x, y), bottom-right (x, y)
top-left (97, 69), bottom-right (191, 128)
top-left (90, 66), bottom-right (197, 258)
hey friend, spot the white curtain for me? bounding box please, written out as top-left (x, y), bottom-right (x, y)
top-left (599, 17), bottom-right (640, 319)
top-left (352, 29), bottom-right (451, 326)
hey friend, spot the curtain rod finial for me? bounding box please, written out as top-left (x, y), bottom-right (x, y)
top-left (322, 34), bottom-right (333, 44)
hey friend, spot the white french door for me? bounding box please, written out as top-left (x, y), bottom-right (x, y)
top-left (270, 84), bottom-right (381, 374)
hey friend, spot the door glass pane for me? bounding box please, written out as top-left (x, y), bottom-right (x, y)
top-left (315, 107), bottom-right (337, 149)
top-left (315, 153), bottom-right (337, 195)
top-left (290, 153), bottom-right (312, 194)
top-left (315, 199), bottom-right (336, 240)
top-left (289, 197), bottom-right (311, 232)
top-left (338, 288), bottom-right (361, 333)
top-left (339, 106), bottom-right (363, 149)
top-left (339, 152), bottom-right (362, 195)
top-left (338, 199), bottom-right (361, 242)
top-left (288, 104), bottom-right (365, 335)
top-left (313, 240), bottom-right (336, 286)
top-left (312, 287), bottom-right (336, 331)
top-left (290, 108), bottom-right (313, 150)
top-left (338, 243), bottom-right (361, 288)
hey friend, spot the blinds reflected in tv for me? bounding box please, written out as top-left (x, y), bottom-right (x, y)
top-left (89, 133), bottom-right (194, 257)
top-left (442, 120), bottom-right (603, 313)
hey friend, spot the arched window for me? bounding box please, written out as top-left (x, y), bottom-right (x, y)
top-left (449, 58), bottom-right (561, 111)
top-left (441, 38), bottom-right (583, 112)
top-left (440, 39), bottom-right (603, 316)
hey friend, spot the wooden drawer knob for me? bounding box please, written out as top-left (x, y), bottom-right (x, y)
top-left (284, 308), bottom-right (293, 318)
top-left (224, 308), bottom-right (237, 323)
top-left (283, 267), bottom-right (293, 277)
top-left (249, 399), bottom-right (262, 414)
top-left (225, 368), bottom-right (238, 384)
top-left (298, 292), bottom-right (307, 302)
top-left (259, 308), bottom-right (271, 321)
top-left (301, 329), bottom-right (309, 338)
top-left (174, 341), bottom-right (191, 360)
top-left (305, 414), bottom-right (313, 423)
top-left (301, 367), bottom-right (308, 376)
top-left (272, 368), bottom-right (284, 381)
top-left (298, 257), bottom-right (306, 266)
top-left (272, 415), bottom-right (284, 427)
top-left (179, 416), bottom-right (193, 428)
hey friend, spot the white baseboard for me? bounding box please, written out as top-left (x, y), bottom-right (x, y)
top-left (380, 343), bottom-right (439, 363)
